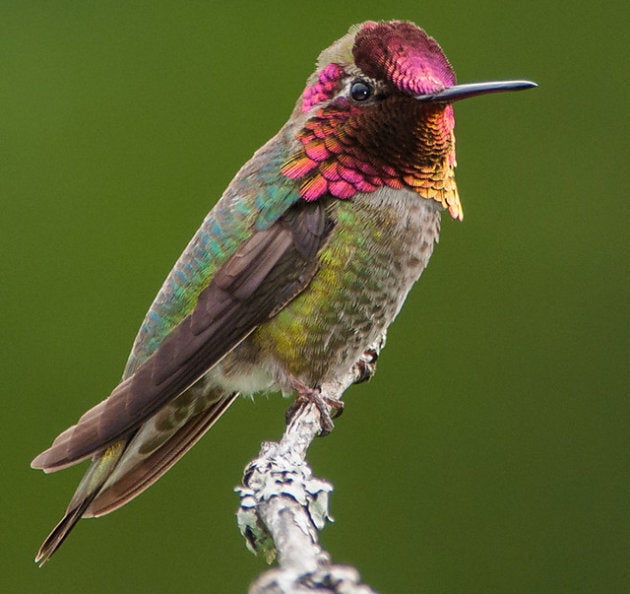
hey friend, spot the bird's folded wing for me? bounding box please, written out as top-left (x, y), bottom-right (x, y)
top-left (32, 200), bottom-right (333, 472)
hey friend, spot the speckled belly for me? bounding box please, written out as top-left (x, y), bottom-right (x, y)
top-left (238, 188), bottom-right (442, 389)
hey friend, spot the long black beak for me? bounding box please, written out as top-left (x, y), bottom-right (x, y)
top-left (415, 80), bottom-right (537, 103)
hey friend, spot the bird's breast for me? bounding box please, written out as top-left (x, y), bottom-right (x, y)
top-left (241, 187), bottom-right (442, 389)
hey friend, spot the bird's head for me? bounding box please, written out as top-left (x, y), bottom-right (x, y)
top-left (282, 20), bottom-right (535, 220)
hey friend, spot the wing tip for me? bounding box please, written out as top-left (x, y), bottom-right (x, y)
top-left (31, 448), bottom-right (60, 472)
top-left (31, 448), bottom-right (73, 474)
top-left (31, 452), bottom-right (47, 471)
top-left (31, 448), bottom-right (90, 473)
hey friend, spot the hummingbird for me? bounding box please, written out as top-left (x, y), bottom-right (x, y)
top-left (31, 20), bottom-right (535, 564)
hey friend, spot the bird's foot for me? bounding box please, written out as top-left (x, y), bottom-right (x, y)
top-left (286, 382), bottom-right (343, 436)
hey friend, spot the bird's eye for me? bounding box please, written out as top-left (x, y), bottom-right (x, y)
top-left (350, 79), bottom-right (373, 102)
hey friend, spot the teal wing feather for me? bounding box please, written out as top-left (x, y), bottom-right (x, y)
top-left (124, 143), bottom-right (301, 376)
top-left (31, 163), bottom-right (333, 472)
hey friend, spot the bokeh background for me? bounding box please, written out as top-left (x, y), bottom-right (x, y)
top-left (3, 2), bottom-right (628, 593)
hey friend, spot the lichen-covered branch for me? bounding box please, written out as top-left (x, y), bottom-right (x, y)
top-left (236, 340), bottom-right (384, 594)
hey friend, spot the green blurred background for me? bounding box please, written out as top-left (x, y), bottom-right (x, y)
top-left (3, 2), bottom-right (628, 592)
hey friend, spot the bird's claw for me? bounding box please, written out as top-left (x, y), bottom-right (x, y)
top-left (352, 347), bottom-right (379, 384)
top-left (286, 385), bottom-right (343, 436)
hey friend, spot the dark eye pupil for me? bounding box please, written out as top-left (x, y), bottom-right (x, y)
top-left (350, 80), bottom-right (372, 102)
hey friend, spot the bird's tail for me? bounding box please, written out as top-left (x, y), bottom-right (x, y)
top-left (34, 391), bottom-right (238, 565)
top-left (35, 441), bottom-right (124, 565)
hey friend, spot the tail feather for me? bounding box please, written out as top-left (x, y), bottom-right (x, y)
top-left (34, 442), bottom-right (124, 566)
top-left (35, 495), bottom-right (96, 566)
top-left (34, 391), bottom-right (238, 564)
top-left (87, 393), bottom-right (238, 516)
